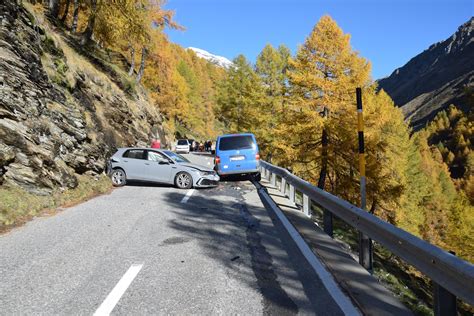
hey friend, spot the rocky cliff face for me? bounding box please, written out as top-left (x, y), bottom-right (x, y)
top-left (378, 18), bottom-right (473, 130)
top-left (0, 0), bottom-right (169, 195)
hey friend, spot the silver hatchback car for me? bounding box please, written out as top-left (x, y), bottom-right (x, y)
top-left (107, 148), bottom-right (220, 189)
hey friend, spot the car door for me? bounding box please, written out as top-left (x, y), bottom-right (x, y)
top-left (145, 150), bottom-right (174, 184)
top-left (121, 149), bottom-right (148, 180)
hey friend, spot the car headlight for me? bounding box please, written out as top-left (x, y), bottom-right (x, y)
top-left (196, 170), bottom-right (214, 176)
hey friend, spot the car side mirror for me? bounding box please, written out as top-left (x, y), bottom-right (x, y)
top-left (159, 161), bottom-right (169, 165)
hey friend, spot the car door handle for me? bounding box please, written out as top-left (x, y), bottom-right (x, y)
top-left (145, 163), bottom-right (150, 165)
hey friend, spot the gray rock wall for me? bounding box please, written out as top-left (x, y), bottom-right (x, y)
top-left (0, 0), bottom-right (169, 194)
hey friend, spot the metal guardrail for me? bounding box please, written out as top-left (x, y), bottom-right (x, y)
top-left (259, 160), bottom-right (474, 312)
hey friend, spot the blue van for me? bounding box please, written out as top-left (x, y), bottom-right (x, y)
top-left (215, 133), bottom-right (261, 180)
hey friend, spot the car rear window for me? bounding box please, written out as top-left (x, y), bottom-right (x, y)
top-left (219, 136), bottom-right (255, 151)
top-left (177, 140), bottom-right (188, 145)
top-left (123, 149), bottom-right (146, 160)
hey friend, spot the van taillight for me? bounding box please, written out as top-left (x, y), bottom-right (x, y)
top-left (255, 153), bottom-right (260, 160)
top-left (215, 156), bottom-right (221, 164)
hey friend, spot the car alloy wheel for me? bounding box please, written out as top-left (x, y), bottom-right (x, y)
top-left (111, 169), bottom-right (126, 187)
top-left (175, 172), bottom-right (192, 189)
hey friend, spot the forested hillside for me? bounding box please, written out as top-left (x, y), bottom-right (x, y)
top-left (378, 18), bottom-right (473, 130)
top-left (43, 0), bottom-right (227, 138)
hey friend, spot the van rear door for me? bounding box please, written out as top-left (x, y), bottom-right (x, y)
top-left (217, 135), bottom-right (258, 173)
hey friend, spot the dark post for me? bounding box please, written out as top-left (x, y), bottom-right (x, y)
top-left (323, 210), bottom-right (333, 237)
top-left (433, 282), bottom-right (457, 316)
top-left (356, 87), bottom-right (373, 272)
top-left (433, 251), bottom-right (457, 316)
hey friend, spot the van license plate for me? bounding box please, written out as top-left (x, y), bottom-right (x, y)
top-left (230, 156), bottom-right (245, 161)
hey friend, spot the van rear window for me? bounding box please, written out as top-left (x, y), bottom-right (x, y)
top-left (177, 140), bottom-right (188, 145)
top-left (219, 136), bottom-right (254, 151)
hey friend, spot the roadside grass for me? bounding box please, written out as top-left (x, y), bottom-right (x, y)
top-left (0, 175), bottom-right (112, 233)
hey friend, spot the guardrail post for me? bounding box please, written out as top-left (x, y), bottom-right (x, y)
top-left (271, 173), bottom-right (276, 186)
top-left (434, 250), bottom-right (457, 316)
top-left (323, 210), bottom-right (333, 237)
top-left (359, 232), bottom-right (373, 272)
top-left (289, 184), bottom-right (295, 204)
top-left (280, 177), bottom-right (286, 195)
top-left (303, 194), bottom-right (311, 217)
top-left (434, 282), bottom-right (457, 316)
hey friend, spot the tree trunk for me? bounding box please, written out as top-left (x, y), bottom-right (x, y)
top-left (136, 47), bottom-right (147, 83)
top-left (369, 199), bottom-right (376, 214)
top-left (128, 45), bottom-right (135, 76)
top-left (80, 0), bottom-right (97, 45)
top-left (71, 0), bottom-right (79, 33)
top-left (60, 0), bottom-right (71, 23)
top-left (49, 0), bottom-right (60, 18)
top-left (317, 106), bottom-right (329, 189)
top-left (317, 127), bottom-right (328, 189)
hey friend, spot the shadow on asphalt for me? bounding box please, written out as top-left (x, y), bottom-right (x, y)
top-left (125, 181), bottom-right (171, 188)
top-left (161, 184), bottom-right (299, 314)
top-left (219, 174), bottom-right (253, 182)
top-left (159, 182), bottom-right (347, 315)
top-left (123, 174), bottom-right (255, 189)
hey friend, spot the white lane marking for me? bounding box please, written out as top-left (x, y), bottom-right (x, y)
top-left (94, 264), bottom-right (143, 316)
top-left (259, 190), bottom-right (361, 316)
top-left (180, 189), bottom-right (195, 203)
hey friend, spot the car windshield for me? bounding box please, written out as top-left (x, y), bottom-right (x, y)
top-left (177, 140), bottom-right (188, 145)
top-left (219, 136), bottom-right (255, 151)
top-left (163, 150), bottom-right (190, 163)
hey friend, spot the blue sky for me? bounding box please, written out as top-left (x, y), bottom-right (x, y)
top-left (165, 0), bottom-right (473, 79)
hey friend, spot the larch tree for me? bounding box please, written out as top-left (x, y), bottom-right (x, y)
top-left (282, 15), bottom-right (371, 189)
top-left (255, 44), bottom-right (290, 158)
top-left (217, 55), bottom-right (266, 135)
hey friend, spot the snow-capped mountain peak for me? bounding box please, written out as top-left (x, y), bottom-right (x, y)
top-left (187, 47), bottom-right (233, 69)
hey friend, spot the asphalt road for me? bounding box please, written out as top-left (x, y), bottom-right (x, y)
top-left (0, 153), bottom-right (352, 315)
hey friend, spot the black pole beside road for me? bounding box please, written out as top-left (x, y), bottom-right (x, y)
top-left (356, 87), bottom-right (373, 272)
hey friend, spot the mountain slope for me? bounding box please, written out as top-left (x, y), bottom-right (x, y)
top-left (378, 18), bottom-right (473, 130)
top-left (0, 1), bottom-right (169, 196)
top-left (187, 47), bottom-right (233, 69)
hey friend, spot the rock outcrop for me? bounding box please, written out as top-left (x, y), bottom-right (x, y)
top-left (378, 18), bottom-right (473, 130)
top-left (0, 0), bottom-right (169, 194)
